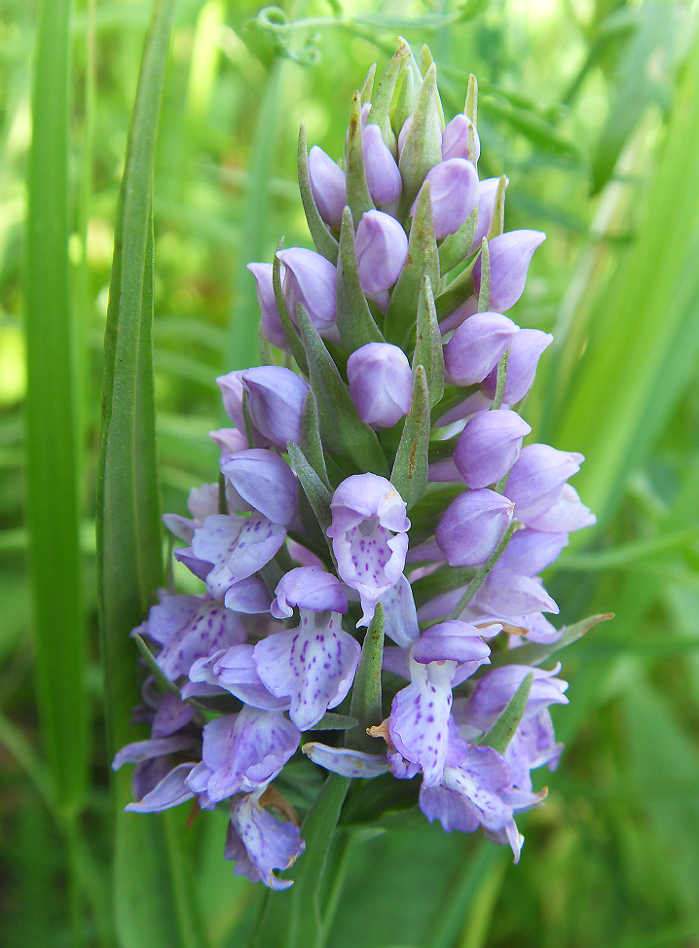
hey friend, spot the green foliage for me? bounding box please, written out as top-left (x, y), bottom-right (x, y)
top-left (4, 0), bottom-right (699, 946)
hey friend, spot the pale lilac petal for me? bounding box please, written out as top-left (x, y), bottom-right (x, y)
top-left (441, 114), bottom-right (480, 163)
top-left (363, 123), bottom-right (402, 205)
top-left (302, 743), bottom-right (390, 778)
top-left (248, 262), bottom-right (287, 350)
top-left (220, 449), bottom-right (298, 526)
top-left (505, 445), bottom-right (584, 522)
top-left (389, 658), bottom-right (456, 787)
top-left (524, 484), bottom-right (596, 533)
top-left (146, 595), bottom-right (247, 680)
top-left (473, 230), bottom-right (546, 313)
top-left (347, 342), bottom-right (412, 429)
top-left (224, 576), bottom-right (273, 614)
top-left (125, 764), bottom-right (197, 813)
top-left (240, 366), bottom-right (311, 448)
top-left (355, 211), bottom-right (408, 294)
top-left (151, 693), bottom-right (197, 738)
top-left (192, 514), bottom-right (287, 600)
top-left (192, 708), bottom-right (300, 802)
top-left (226, 790), bottom-right (305, 889)
top-left (278, 247), bottom-right (337, 335)
top-left (379, 575), bottom-right (420, 648)
top-left (466, 664), bottom-right (568, 732)
top-left (435, 489), bottom-right (514, 568)
top-left (411, 158), bottom-right (480, 239)
top-left (112, 735), bottom-right (199, 770)
top-left (308, 145), bottom-right (346, 229)
top-left (473, 570), bottom-right (559, 617)
top-left (443, 312), bottom-right (519, 386)
top-left (468, 177), bottom-right (506, 255)
top-left (272, 567), bottom-right (348, 619)
top-left (496, 528), bottom-right (568, 577)
top-left (253, 611), bottom-right (361, 730)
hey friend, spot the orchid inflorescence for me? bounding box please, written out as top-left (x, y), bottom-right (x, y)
top-left (114, 42), bottom-right (597, 891)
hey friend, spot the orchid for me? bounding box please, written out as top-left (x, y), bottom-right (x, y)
top-left (114, 43), bottom-right (600, 904)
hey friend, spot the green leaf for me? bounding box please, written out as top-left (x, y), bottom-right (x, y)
top-left (336, 206), bottom-right (385, 354)
top-left (296, 305), bottom-right (387, 475)
top-left (487, 613), bottom-right (614, 670)
top-left (412, 276), bottom-right (444, 408)
top-left (478, 672), bottom-right (533, 755)
top-left (348, 604), bottom-right (386, 752)
top-left (287, 442), bottom-right (334, 554)
top-left (477, 237), bottom-right (490, 312)
top-left (398, 63), bottom-right (442, 210)
top-left (359, 62), bottom-right (375, 105)
top-left (344, 91), bottom-right (375, 224)
top-left (551, 28), bottom-right (699, 528)
top-left (438, 206), bottom-right (478, 274)
top-left (391, 366), bottom-right (430, 510)
top-left (368, 39), bottom-right (408, 155)
top-left (297, 123), bottom-right (339, 264)
top-left (96, 3), bottom-right (206, 946)
top-left (384, 183), bottom-right (440, 346)
top-left (486, 174), bottom-right (508, 239)
top-left (25, 0), bottom-right (86, 813)
top-left (299, 391), bottom-right (330, 489)
top-left (313, 712), bottom-right (359, 731)
top-left (132, 631), bottom-right (180, 697)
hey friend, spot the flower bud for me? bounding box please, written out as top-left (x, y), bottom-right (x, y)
top-left (454, 408), bottom-right (531, 488)
top-left (411, 158), bottom-right (479, 240)
top-left (441, 114), bottom-right (480, 164)
top-left (277, 247), bottom-right (337, 335)
top-left (247, 263), bottom-right (287, 350)
top-left (496, 527), bottom-right (568, 576)
top-left (347, 342), bottom-right (413, 429)
top-left (482, 328), bottom-right (553, 403)
top-left (505, 443), bottom-right (584, 521)
top-left (239, 366), bottom-right (310, 447)
top-left (443, 312), bottom-right (519, 386)
top-left (435, 489), bottom-right (514, 567)
top-left (216, 371), bottom-right (246, 431)
top-left (220, 449), bottom-right (298, 527)
top-left (355, 210), bottom-right (409, 294)
top-left (473, 230), bottom-right (545, 312)
top-left (524, 484), bottom-right (596, 533)
top-left (363, 123), bottom-right (402, 205)
top-left (308, 145), bottom-right (346, 230)
top-left (271, 566), bottom-right (348, 619)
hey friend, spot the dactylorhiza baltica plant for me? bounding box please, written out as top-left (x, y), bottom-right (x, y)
top-left (114, 43), bottom-right (602, 892)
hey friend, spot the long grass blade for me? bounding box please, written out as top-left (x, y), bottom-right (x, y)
top-left (552, 30), bottom-right (699, 527)
top-left (96, 2), bottom-right (206, 946)
top-left (25, 0), bottom-right (86, 814)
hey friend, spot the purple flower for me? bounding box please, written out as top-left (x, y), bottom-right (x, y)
top-left (441, 114), bottom-right (481, 164)
top-left (443, 312), bottom-right (519, 386)
top-left (308, 145), bottom-right (346, 229)
top-left (411, 158), bottom-right (480, 240)
top-left (253, 610), bottom-right (361, 730)
top-left (271, 566), bottom-right (348, 619)
top-left (163, 480), bottom-right (248, 543)
top-left (225, 789), bottom-right (305, 890)
top-left (355, 210), bottom-right (409, 295)
top-left (240, 366), bottom-right (310, 447)
top-left (347, 342), bottom-right (412, 429)
top-left (473, 230), bottom-right (545, 313)
top-left (363, 123), bottom-right (402, 205)
top-left (378, 575), bottom-right (420, 648)
top-left (247, 262), bottom-right (287, 350)
top-left (187, 644), bottom-right (290, 711)
top-left (142, 593), bottom-right (247, 681)
top-left (524, 484), bottom-right (596, 533)
top-left (302, 743), bottom-right (390, 778)
top-left (435, 489), bottom-right (514, 567)
top-left (495, 528), bottom-right (568, 577)
top-left (454, 409), bottom-right (531, 489)
top-left (482, 328), bottom-right (552, 404)
top-left (186, 707), bottom-right (300, 806)
top-left (472, 570), bottom-right (559, 618)
top-left (327, 474), bottom-right (410, 626)
top-left (220, 449), bottom-right (298, 527)
top-left (505, 444), bottom-right (584, 523)
top-left (191, 513), bottom-right (287, 600)
top-left (277, 247), bottom-right (337, 335)
top-left (465, 664), bottom-right (569, 733)
top-left (419, 744), bottom-right (524, 861)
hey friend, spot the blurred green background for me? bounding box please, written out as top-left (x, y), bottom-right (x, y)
top-left (4, 0), bottom-right (699, 945)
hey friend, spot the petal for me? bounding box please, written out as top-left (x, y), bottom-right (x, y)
top-left (302, 743), bottom-right (390, 778)
top-left (124, 764), bottom-right (197, 813)
top-left (254, 612), bottom-right (361, 730)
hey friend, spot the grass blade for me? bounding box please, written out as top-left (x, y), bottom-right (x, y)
top-left (96, 2), bottom-right (207, 946)
top-left (25, 0), bottom-right (86, 813)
